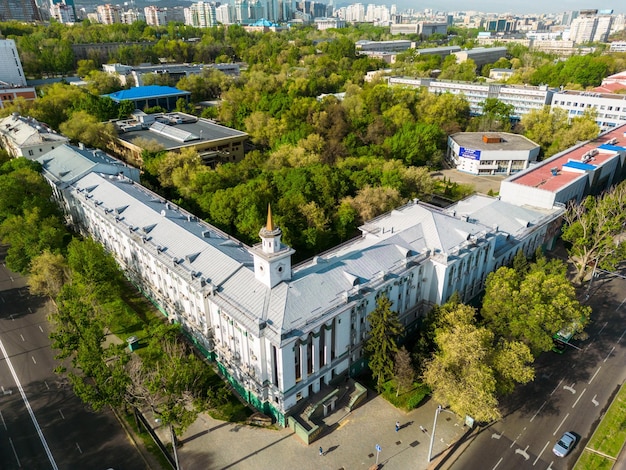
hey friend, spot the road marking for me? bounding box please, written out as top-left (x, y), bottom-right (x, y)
top-left (59, 409), bottom-right (65, 420)
top-left (551, 378), bottom-right (564, 395)
top-left (10, 314), bottom-right (14, 321)
top-left (45, 381), bottom-right (50, 390)
top-left (32, 356), bottom-right (37, 365)
top-left (597, 321), bottom-right (608, 335)
top-left (515, 445), bottom-right (530, 460)
top-left (9, 437), bottom-right (21, 467)
top-left (553, 413), bottom-right (569, 436)
top-left (604, 347), bottom-right (614, 362)
top-left (28, 307), bottom-right (32, 313)
top-left (76, 442), bottom-right (83, 454)
top-left (1, 385), bottom-right (12, 395)
top-left (492, 457), bottom-right (503, 469)
top-left (20, 334), bottom-right (25, 342)
top-left (618, 328), bottom-right (626, 343)
top-left (39, 325), bottom-right (44, 333)
top-left (572, 388), bottom-right (586, 408)
top-left (592, 395), bottom-right (599, 406)
top-left (530, 401), bottom-right (547, 422)
top-left (533, 441), bottom-right (550, 465)
top-left (492, 432), bottom-right (503, 439)
top-left (0, 338), bottom-right (58, 469)
top-left (0, 410), bottom-right (6, 430)
top-left (589, 367), bottom-right (601, 384)
top-left (563, 384), bottom-right (576, 394)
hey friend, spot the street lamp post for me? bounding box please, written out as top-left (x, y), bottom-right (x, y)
top-left (427, 405), bottom-right (442, 463)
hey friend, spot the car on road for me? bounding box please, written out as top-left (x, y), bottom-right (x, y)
top-left (553, 431), bottom-right (577, 457)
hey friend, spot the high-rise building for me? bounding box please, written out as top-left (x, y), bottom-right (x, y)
top-left (144, 6), bottom-right (167, 26)
top-left (215, 3), bottom-right (232, 24)
top-left (234, 0), bottom-right (249, 24)
top-left (0, 0), bottom-right (40, 21)
top-left (186, 1), bottom-right (217, 27)
top-left (569, 10), bottom-right (614, 44)
top-left (0, 39), bottom-right (27, 87)
top-left (50, 2), bottom-right (76, 23)
top-left (96, 4), bottom-right (122, 24)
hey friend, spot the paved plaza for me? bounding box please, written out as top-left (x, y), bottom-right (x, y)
top-left (157, 394), bottom-right (469, 470)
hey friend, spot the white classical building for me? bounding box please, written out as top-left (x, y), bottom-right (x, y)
top-left (447, 132), bottom-right (540, 175)
top-left (550, 90), bottom-right (626, 131)
top-left (36, 139), bottom-right (565, 426)
top-left (0, 113), bottom-right (69, 159)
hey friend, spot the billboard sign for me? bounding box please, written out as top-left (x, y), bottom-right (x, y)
top-left (459, 147), bottom-right (481, 160)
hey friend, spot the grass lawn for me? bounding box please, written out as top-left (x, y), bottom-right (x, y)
top-left (573, 382), bottom-right (626, 470)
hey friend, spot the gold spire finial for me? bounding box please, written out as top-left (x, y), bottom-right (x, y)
top-left (266, 204), bottom-right (275, 231)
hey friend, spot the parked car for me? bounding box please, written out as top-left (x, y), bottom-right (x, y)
top-left (553, 432), bottom-right (577, 457)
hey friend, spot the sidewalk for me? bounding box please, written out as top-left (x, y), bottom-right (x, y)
top-left (153, 396), bottom-right (468, 470)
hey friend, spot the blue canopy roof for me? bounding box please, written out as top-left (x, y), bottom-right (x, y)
top-left (105, 86), bottom-right (190, 101)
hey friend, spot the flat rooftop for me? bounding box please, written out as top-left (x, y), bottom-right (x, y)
top-left (117, 113), bottom-right (247, 149)
top-left (450, 132), bottom-right (539, 151)
top-left (507, 124), bottom-right (626, 192)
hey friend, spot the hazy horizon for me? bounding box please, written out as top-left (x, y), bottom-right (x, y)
top-left (389, 1), bottom-right (625, 16)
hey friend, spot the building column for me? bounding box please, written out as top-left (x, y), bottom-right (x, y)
top-left (312, 332), bottom-right (320, 374)
top-left (300, 342), bottom-right (307, 381)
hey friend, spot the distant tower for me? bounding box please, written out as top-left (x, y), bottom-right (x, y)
top-left (250, 205), bottom-right (295, 288)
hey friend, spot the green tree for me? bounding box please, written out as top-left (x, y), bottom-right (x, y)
top-left (365, 294), bottom-right (404, 391)
top-left (394, 346), bottom-right (415, 397)
top-left (28, 250), bottom-right (71, 298)
top-left (59, 111), bottom-right (118, 150)
top-left (481, 256), bottom-right (591, 355)
top-left (422, 301), bottom-right (501, 423)
top-left (561, 183), bottom-right (626, 285)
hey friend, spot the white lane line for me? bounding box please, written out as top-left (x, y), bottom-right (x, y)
top-left (59, 409), bottom-right (65, 420)
top-left (28, 307), bottom-right (32, 313)
top-left (31, 356), bottom-right (37, 365)
top-left (533, 441), bottom-right (550, 466)
top-left (551, 378), bottom-right (564, 395)
top-left (20, 334), bottom-right (25, 342)
top-left (618, 328), bottom-right (626, 343)
top-left (597, 322), bottom-right (608, 334)
top-left (589, 367), bottom-right (601, 384)
top-left (530, 401), bottom-right (547, 422)
top-left (0, 410), bottom-right (6, 430)
top-left (0, 339), bottom-right (58, 469)
top-left (45, 381), bottom-right (49, 390)
top-left (572, 388), bottom-right (587, 408)
top-left (604, 348), bottom-right (614, 362)
top-left (9, 437), bottom-right (21, 467)
top-left (39, 325), bottom-right (44, 333)
top-left (75, 442), bottom-right (83, 454)
top-left (553, 413), bottom-right (569, 436)
top-left (492, 457), bottom-right (503, 469)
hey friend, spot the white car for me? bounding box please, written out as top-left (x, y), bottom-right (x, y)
top-left (553, 432), bottom-right (576, 457)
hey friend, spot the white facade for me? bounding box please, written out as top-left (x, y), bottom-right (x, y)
top-left (215, 3), bottom-right (232, 24)
top-left (551, 90), bottom-right (626, 131)
top-left (0, 39), bottom-right (27, 87)
top-left (187, 1), bottom-right (217, 27)
top-left (447, 132), bottom-right (540, 175)
top-left (500, 125), bottom-right (626, 210)
top-left (144, 6), bottom-right (167, 26)
top-left (38, 141), bottom-right (565, 426)
top-left (96, 4), bottom-right (122, 24)
top-left (388, 77), bottom-right (554, 120)
top-left (50, 2), bottom-right (76, 23)
top-left (0, 113), bottom-right (69, 159)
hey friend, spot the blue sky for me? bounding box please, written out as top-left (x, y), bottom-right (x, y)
top-left (392, 1), bottom-right (625, 15)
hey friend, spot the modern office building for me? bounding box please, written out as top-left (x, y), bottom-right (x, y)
top-left (112, 111), bottom-right (248, 166)
top-left (39, 145), bottom-right (564, 426)
top-left (388, 77), bottom-right (555, 120)
top-left (0, 0), bottom-right (40, 21)
top-left (0, 113), bottom-right (69, 159)
top-left (499, 124), bottom-right (626, 210)
top-left (0, 39), bottom-right (27, 87)
top-left (550, 90), bottom-right (626, 131)
top-left (452, 47), bottom-right (508, 68)
top-left (355, 40), bottom-right (412, 53)
top-left (447, 132), bottom-right (540, 175)
top-left (102, 62), bottom-right (240, 87)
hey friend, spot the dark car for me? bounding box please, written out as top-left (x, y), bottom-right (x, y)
top-left (553, 432), bottom-right (576, 457)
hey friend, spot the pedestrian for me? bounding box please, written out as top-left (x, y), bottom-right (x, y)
top-left (319, 446), bottom-right (324, 456)
top-left (395, 421), bottom-right (400, 432)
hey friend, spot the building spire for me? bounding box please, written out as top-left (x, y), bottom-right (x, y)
top-left (266, 204), bottom-right (275, 231)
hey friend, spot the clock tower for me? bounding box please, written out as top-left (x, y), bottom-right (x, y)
top-left (250, 205), bottom-right (295, 288)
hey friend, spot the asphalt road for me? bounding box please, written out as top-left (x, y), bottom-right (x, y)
top-left (0, 246), bottom-right (149, 470)
top-left (449, 272), bottom-right (626, 470)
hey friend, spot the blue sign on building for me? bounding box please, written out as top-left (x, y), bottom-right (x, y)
top-left (459, 147), bottom-right (481, 160)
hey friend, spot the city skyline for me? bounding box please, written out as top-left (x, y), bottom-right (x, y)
top-left (389, 0), bottom-right (625, 16)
